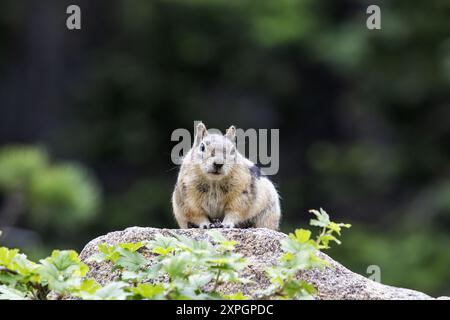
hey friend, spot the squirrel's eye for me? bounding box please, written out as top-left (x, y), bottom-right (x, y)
top-left (200, 143), bottom-right (205, 152)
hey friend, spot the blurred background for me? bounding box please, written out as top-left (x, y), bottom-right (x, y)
top-left (1, 0), bottom-right (450, 296)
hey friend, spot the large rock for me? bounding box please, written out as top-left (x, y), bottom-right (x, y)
top-left (79, 227), bottom-right (435, 300)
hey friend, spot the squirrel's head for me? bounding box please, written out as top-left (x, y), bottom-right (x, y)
top-left (191, 122), bottom-right (237, 181)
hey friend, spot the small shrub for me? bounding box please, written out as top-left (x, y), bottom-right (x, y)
top-left (0, 145), bottom-right (100, 229)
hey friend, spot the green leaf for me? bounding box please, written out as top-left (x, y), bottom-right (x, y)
top-left (118, 242), bottom-right (143, 252)
top-left (0, 285), bottom-right (29, 300)
top-left (86, 252), bottom-right (105, 263)
top-left (91, 282), bottom-right (130, 300)
top-left (318, 234), bottom-right (341, 248)
top-left (289, 229), bottom-right (312, 243)
top-left (97, 243), bottom-right (120, 263)
top-left (162, 254), bottom-right (189, 279)
top-left (327, 222), bottom-right (342, 235)
top-left (280, 237), bottom-right (317, 253)
top-left (217, 240), bottom-right (238, 252)
top-left (115, 247), bottom-right (147, 272)
top-left (131, 283), bottom-right (165, 299)
top-left (280, 252), bottom-right (295, 262)
top-left (47, 250), bottom-right (87, 276)
top-left (188, 273), bottom-right (213, 288)
top-left (0, 247), bottom-right (19, 268)
top-left (37, 250), bottom-right (88, 294)
top-left (72, 279), bottom-right (101, 299)
top-left (326, 222), bottom-right (351, 236)
top-left (79, 279), bottom-right (101, 294)
top-left (298, 280), bottom-right (317, 295)
top-left (146, 235), bottom-right (179, 250)
top-left (309, 208), bottom-right (330, 227)
top-left (9, 253), bottom-right (38, 276)
top-left (223, 292), bottom-right (248, 300)
top-left (152, 246), bottom-right (175, 256)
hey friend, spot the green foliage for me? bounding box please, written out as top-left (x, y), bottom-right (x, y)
top-left (0, 209), bottom-right (350, 300)
top-left (28, 165), bottom-right (99, 227)
top-left (87, 231), bottom-right (249, 299)
top-left (0, 145), bottom-right (100, 229)
top-left (310, 208), bottom-right (351, 249)
top-left (2, 0), bottom-right (450, 296)
top-left (258, 208), bottom-right (350, 299)
top-left (0, 247), bottom-right (89, 299)
top-left (0, 146), bottom-right (48, 191)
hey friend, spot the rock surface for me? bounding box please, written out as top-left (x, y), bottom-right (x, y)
top-left (79, 227), bottom-right (435, 300)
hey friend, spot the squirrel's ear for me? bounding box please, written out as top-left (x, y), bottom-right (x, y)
top-left (194, 122), bottom-right (208, 146)
top-left (225, 125), bottom-right (236, 142)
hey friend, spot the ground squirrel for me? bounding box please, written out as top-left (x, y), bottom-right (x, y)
top-left (172, 122), bottom-right (281, 230)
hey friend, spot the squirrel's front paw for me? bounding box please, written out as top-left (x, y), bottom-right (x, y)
top-left (221, 222), bottom-right (235, 228)
top-left (199, 222), bottom-right (215, 229)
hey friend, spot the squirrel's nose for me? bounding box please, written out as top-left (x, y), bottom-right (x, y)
top-left (213, 162), bottom-right (224, 170)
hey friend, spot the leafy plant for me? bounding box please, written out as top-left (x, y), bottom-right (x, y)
top-left (87, 230), bottom-right (249, 300)
top-left (0, 247), bottom-right (90, 299)
top-left (0, 208), bottom-right (349, 300)
top-left (258, 208), bottom-right (351, 299)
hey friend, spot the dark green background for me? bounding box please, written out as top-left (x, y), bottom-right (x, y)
top-left (0, 0), bottom-right (449, 296)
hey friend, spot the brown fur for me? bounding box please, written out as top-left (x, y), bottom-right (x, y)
top-left (172, 122), bottom-right (281, 230)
